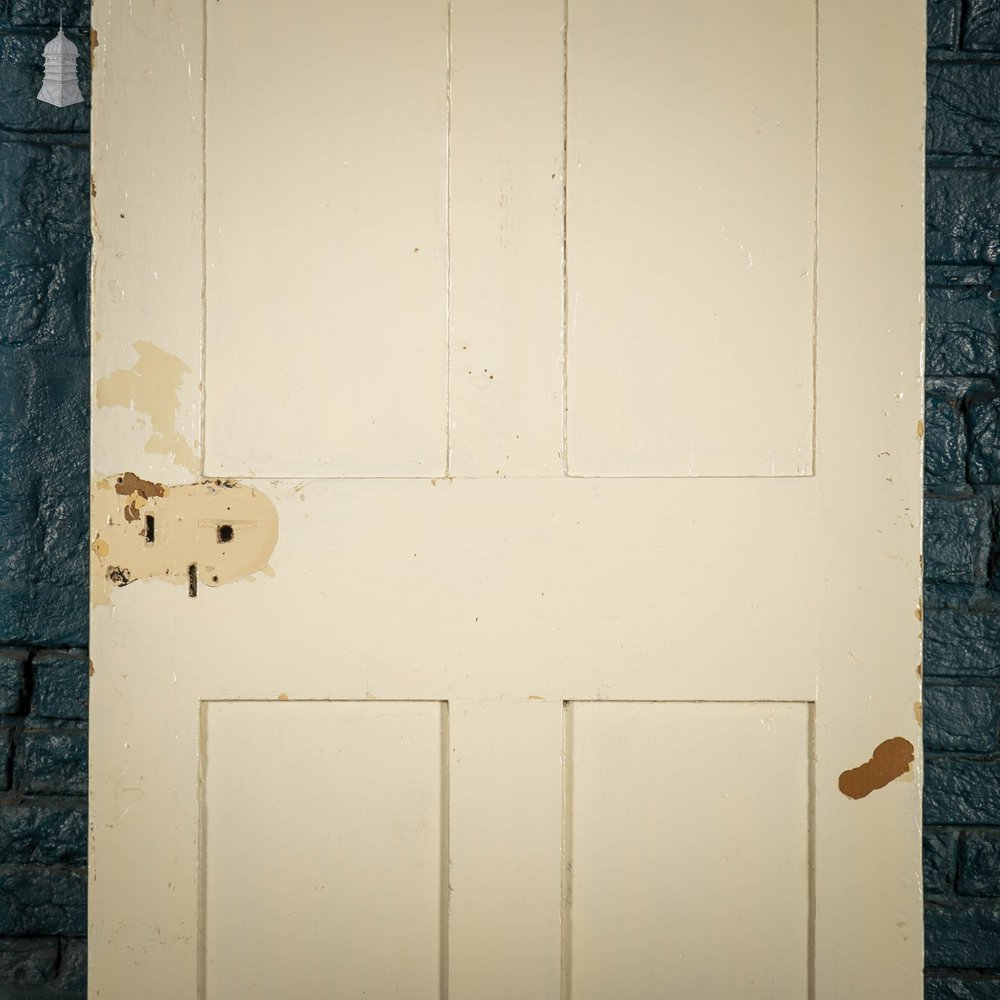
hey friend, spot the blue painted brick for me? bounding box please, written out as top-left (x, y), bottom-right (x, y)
top-left (0, 140), bottom-right (89, 251)
top-left (0, 494), bottom-right (41, 582)
top-left (31, 651), bottom-right (87, 721)
top-left (0, 938), bottom-right (58, 987)
top-left (925, 591), bottom-right (1000, 678)
top-left (927, 286), bottom-right (1000, 377)
top-left (0, 585), bottom-right (88, 650)
top-left (57, 937), bottom-right (85, 992)
top-left (925, 684), bottom-right (1000, 751)
top-left (926, 903), bottom-right (1000, 968)
top-left (0, 728), bottom-right (11, 792)
top-left (0, 648), bottom-right (28, 715)
top-left (0, 866), bottom-right (85, 937)
top-left (969, 393), bottom-right (1000, 483)
top-left (17, 584), bottom-right (88, 650)
top-left (927, 974), bottom-right (1000, 998)
top-left (926, 387), bottom-right (969, 488)
top-left (929, 0), bottom-right (959, 49)
top-left (959, 832), bottom-right (1000, 897)
top-left (0, 804), bottom-right (86, 866)
top-left (0, 347), bottom-right (90, 500)
top-left (36, 494), bottom-right (87, 589)
top-left (926, 828), bottom-right (959, 896)
top-left (0, 581), bottom-right (38, 647)
top-left (18, 730), bottom-right (86, 796)
top-left (9, 0), bottom-right (89, 27)
top-left (963, 0), bottom-right (1000, 52)
top-left (929, 64), bottom-right (1000, 156)
top-left (0, 32), bottom-right (89, 134)
top-left (926, 757), bottom-right (1000, 824)
top-left (924, 496), bottom-right (992, 584)
top-left (927, 168), bottom-right (1000, 266)
top-left (0, 252), bottom-right (89, 353)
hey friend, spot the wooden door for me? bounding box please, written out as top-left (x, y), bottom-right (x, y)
top-left (89, 0), bottom-right (925, 997)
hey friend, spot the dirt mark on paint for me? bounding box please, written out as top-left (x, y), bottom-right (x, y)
top-left (838, 737), bottom-right (915, 800)
top-left (96, 342), bottom-right (198, 473)
top-left (91, 474), bottom-right (278, 605)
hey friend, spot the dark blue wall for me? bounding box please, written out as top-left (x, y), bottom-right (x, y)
top-left (925, 0), bottom-right (1000, 994)
top-left (0, 1), bottom-right (89, 997)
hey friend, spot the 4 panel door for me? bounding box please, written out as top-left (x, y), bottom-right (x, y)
top-left (90, 1), bottom-right (925, 997)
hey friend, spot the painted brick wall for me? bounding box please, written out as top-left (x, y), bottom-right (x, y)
top-left (0, 0), bottom-right (90, 996)
top-left (926, 0), bottom-right (1000, 994)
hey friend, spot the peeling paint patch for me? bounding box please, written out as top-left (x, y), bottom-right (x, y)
top-left (90, 475), bottom-right (278, 605)
top-left (96, 342), bottom-right (198, 473)
top-left (114, 472), bottom-right (166, 522)
top-left (838, 737), bottom-right (915, 800)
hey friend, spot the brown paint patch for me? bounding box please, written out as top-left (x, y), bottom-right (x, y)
top-left (96, 342), bottom-right (198, 472)
top-left (114, 472), bottom-right (166, 522)
top-left (90, 175), bottom-right (96, 199)
top-left (917, 419), bottom-right (924, 439)
top-left (90, 28), bottom-right (98, 65)
top-left (914, 702), bottom-right (923, 725)
top-left (838, 737), bottom-right (915, 800)
top-left (91, 475), bottom-right (278, 606)
top-left (88, 660), bottom-right (95, 678)
top-left (277, 693), bottom-right (289, 702)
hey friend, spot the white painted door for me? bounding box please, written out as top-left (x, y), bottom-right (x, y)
top-left (89, 1), bottom-right (925, 997)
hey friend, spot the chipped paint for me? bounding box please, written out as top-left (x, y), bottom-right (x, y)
top-left (914, 702), bottom-right (923, 725)
top-left (96, 342), bottom-right (198, 472)
top-left (114, 472), bottom-right (166, 522)
top-left (91, 474), bottom-right (278, 605)
top-left (838, 737), bottom-right (915, 800)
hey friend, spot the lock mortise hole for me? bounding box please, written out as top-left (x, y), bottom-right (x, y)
top-left (217, 524), bottom-right (234, 544)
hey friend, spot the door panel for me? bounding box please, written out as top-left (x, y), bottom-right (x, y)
top-left (90, 0), bottom-right (925, 997)
top-left (567, 0), bottom-right (817, 477)
top-left (204, 701), bottom-right (446, 1000)
top-left (204, 0), bottom-right (450, 478)
top-left (566, 702), bottom-right (810, 999)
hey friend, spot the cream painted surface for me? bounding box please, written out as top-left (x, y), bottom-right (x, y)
top-left (90, 1), bottom-right (924, 999)
top-left (567, 703), bottom-right (810, 999)
top-left (567, 0), bottom-right (816, 477)
top-left (448, 701), bottom-right (563, 997)
top-left (448, 0), bottom-right (565, 476)
top-left (203, 0), bottom-right (449, 478)
top-left (204, 702), bottom-right (445, 999)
